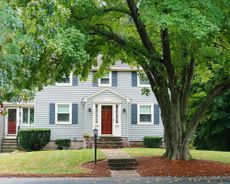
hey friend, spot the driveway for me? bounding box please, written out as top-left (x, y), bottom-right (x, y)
top-left (1, 177), bottom-right (230, 184)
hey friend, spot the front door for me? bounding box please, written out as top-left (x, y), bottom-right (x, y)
top-left (101, 106), bottom-right (113, 134)
top-left (7, 109), bottom-right (17, 135)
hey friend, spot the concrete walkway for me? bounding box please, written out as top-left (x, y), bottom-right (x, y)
top-left (101, 149), bottom-right (131, 159)
top-left (101, 149), bottom-right (140, 177)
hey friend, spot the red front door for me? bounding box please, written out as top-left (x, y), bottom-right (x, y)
top-left (101, 106), bottom-right (113, 134)
top-left (8, 109), bottom-right (17, 135)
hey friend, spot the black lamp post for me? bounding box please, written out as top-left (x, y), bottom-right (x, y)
top-left (93, 128), bottom-right (98, 164)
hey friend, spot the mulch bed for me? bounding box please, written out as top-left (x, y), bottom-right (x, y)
top-left (137, 156), bottom-right (230, 177)
top-left (0, 160), bottom-right (111, 178)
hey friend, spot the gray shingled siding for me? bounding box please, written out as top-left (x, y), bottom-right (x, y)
top-left (20, 71), bottom-right (164, 141)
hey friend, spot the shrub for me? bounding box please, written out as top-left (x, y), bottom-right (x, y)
top-left (55, 139), bottom-right (71, 150)
top-left (18, 129), bottom-right (51, 151)
top-left (143, 136), bottom-right (162, 148)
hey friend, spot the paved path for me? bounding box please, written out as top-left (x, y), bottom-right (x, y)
top-left (1, 177), bottom-right (230, 184)
top-left (101, 149), bottom-right (131, 159)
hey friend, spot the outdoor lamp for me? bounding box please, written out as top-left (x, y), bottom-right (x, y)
top-left (93, 128), bottom-right (98, 137)
top-left (93, 128), bottom-right (98, 164)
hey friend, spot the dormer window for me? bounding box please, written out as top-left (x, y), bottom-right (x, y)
top-left (98, 72), bottom-right (111, 87)
top-left (56, 74), bottom-right (73, 86)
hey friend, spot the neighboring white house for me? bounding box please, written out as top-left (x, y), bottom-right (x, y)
top-left (0, 61), bottom-right (164, 150)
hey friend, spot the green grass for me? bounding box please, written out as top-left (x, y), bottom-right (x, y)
top-left (123, 148), bottom-right (230, 164)
top-left (0, 149), bottom-right (105, 174)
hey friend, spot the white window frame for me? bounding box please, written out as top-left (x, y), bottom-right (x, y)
top-left (56, 73), bottom-right (73, 86)
top-left (137, 75), bottom-right (150, 87)
top-left (21, 107), bottom-right (35, 125)
top-left (55, 103), bottom-right (72, 124)
top-left (137, 104), bottom-right (153, 125)
top-left (98, 72), bottom-right (112, 87)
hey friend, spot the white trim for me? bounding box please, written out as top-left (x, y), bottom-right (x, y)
top-left (137, 104), bottom-right (153, 125)
top-left (93, 103), bottom-right (121, 136)
top-left (21, 107), bottom-right (34, 126)
top-left (55, 73), bottom-right (73, 86)
top-left (98, 72), bottom-right (112, 87)
top-left (55, 103), bottom-right (72, 125)
top-left (82, 88), bottom-right (130, 102)
top-left (137, 75), bottom-right (150, 87)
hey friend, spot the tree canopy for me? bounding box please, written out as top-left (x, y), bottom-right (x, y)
top-left (3, 0), bottom-right (230, 159)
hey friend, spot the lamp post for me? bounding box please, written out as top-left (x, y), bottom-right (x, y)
top-left (93, 128), bottom-right (98, 164)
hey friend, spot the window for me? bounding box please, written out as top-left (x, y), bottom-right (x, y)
top-left (56, 104), bottom-right (71, 124)
top-left (98, 72), bottom-right (111, 86)
top-left (56, 74), bottom-right (72, 86)
top-left (138, 104), bottom-right (153, 124)
top-left (138, 73), bottom-right (150, 87)
top-left (22, 107), bottom-right (34, 125)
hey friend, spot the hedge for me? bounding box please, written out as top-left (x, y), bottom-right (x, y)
top-left (18, 129), bottom-right (51, 151)
top-left (55, 139), bottom-right (71, 150)
top-left (143, 136), bottom-right (162, 148)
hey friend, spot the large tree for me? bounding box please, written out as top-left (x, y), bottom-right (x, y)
top-left (13, 0), bottom-right (230, 160)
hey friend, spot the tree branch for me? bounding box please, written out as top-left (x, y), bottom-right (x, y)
top-left (184, 81), bottom-right (230, 141)
top-left (161, 28), bottom-right (175, 88)
top-left (126, 0), bottom-right (160, 60)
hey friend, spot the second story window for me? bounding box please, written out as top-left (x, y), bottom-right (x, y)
top-left (22, 107), bottom-right (34, 125)
top-left (56, 74), bottom-right (73, 86)
top-left (99, 72), bottom-right (111, 87)
top-left (138, 73), bottom-right (150, 87)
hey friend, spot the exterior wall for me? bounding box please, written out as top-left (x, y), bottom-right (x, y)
top-left (0, 116), bottom-right (3, 151)
top-left (20, 71), bottom-right (164, 142)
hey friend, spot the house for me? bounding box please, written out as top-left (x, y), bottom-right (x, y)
top-left (0, 62), bottom-right (164, 152)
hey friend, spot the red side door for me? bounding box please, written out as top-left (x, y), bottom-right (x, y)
top-left (8, 109), bottom-right (17, 135)
top-left (101, 106), bottom-right (113, 134)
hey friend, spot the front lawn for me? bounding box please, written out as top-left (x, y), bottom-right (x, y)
top-left (0, 149), bottom-right (105, 174)
top-left (123, 148), bottom-right (230, 164)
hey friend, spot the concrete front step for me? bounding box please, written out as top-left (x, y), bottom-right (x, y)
top-left (1, 139), bottom-right (18, 153)
top-left (108, 158), bottom-right (138, 170)
top-left (97, 137), bottom-right (124, 148)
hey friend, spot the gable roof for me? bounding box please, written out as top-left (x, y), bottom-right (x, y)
top-left (82, 88), bottom-right (131, 103)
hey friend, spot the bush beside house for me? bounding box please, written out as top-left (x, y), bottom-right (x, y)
top-left (55, 139), bottom-right (71, 150)
top-left (18, 129), bottom-right (51, 151)
top-left (143, 136), bottom-right (162, 148)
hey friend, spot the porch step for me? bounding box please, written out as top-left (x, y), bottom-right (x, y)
top-left (1, 139), bottom-right (18, 153)
top-left (108, 158), bottom-right (138, 170)
top-left (97, 137), bottom-right (124, 149)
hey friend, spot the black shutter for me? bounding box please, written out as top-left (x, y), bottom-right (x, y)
top-left (49, 103), bottom-right (55, 124)
top-left (72, 103), bottom-right (78, 124)
top-left (131, 71), bottom-right (137, 87)
top-left (112, 71), bottom-right (118, 86)
top-left (131, 104), bottom-right (137, 124)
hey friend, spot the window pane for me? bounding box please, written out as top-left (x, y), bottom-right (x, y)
top-left (23, 108), bottom-right (28, 124)
top-left (30, 108), bottom-right (34, 124)
top-left (58, 114), bottom-right (69, 122)
top-left (100, 78), bottom-right (110, 84)
top-left (140, 79), bottom-right (149, 85)
top-left (140, 114), bottom-right (151, 122)
top-left (58, 105), bottom-right (69, 113)
top-left (140, 105), bottom-right (151, 114)
top-left (60, 76), bottom-right (70, 83)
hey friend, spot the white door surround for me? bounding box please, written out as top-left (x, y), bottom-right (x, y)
top-left (5, 107), bottom-right (19, 138)
top-left (93, 103), bottom-right (121, 136)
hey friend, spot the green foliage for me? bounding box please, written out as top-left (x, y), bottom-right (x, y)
top-left (18, 129), bottom-right (51, 151)
top-left (143, 136), bottom-right (162, 148)
top-left (194, 91), bottom-right (230, 151)
top-left (55, 139), bottom-right (71, 150)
